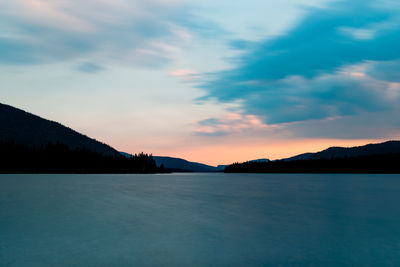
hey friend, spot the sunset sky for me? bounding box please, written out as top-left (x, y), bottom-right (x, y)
top-left (1, 0), bottom-right (400, 165)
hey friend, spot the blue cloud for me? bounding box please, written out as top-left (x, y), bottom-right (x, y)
top-left (0, 38), bottom-right (39, 64)
top-left (75, 62), bottom-right (103, 73)
top-left (367, 60), bottom-right (400, 82)
top-left (198, 118), bottom-right (221, 126)
top-left (245, 75), bottom-right (390, 124)
top-left (0, 1), bottom-right (219, 67)
top-left (201, 0), bottom-right (400, 125)
top-left (228, 39), bottom-right (256, 50)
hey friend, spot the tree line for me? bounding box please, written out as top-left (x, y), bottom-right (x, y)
top-left (0, 141), bottom-right (165, 173)
top-left (225, 154), bottom-right (400, 173)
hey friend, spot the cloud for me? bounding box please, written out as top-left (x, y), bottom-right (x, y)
top-left (0, 0), bottom-right (214, 67)
top-left (75, 62), bottom-right (103, 73)
top-left (228, 39), bottom-right (256, 50)
top-left (201, 0), bottom-right (400, 133)
top-left (367, 60), bottom-right (400, 82)
top-left (285, 109), bottom-right (400, 139)
top-left (242, 73), bottom-right (395, 124)
top-left (195, 113), bottom-right (270, 136)
top-left (169, 69), bottom-right (201, 80)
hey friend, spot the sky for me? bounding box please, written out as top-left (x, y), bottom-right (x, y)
top-left (1, 0), bottom-right (400, 165)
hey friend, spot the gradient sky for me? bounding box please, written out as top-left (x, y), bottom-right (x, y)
top-left (1, 0), bottom-right (400, 165)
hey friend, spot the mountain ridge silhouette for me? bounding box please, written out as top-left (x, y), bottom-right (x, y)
top-left (0, 102), bottom-right (119, 156)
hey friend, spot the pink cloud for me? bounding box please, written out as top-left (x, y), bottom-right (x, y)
top-left (195, 113), bottom-right (271, 135)
top-left (169, 69), bottom-right (201, 80)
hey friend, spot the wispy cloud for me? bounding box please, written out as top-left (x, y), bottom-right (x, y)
top-left (0, 0), bottom-right (215, 67)
top-left (169, 69), bottom-right (202, 80)
top-left (195, 113), bottom-right (271, 136)
top-left (367, 60), bottom-right (400, 82)
top-left (75, 62), bottom-right (103, 73)
top-left (200, 0), bottom-right (400, 137)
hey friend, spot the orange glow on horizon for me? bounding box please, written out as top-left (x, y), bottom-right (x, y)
top-left (114, 138), bottom-right (386, 166)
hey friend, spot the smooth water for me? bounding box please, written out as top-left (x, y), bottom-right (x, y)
top-left (1, 173), bottom-right (400, 266)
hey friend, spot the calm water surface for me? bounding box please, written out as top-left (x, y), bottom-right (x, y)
top-left (1, 173), bottom-right (400, 266)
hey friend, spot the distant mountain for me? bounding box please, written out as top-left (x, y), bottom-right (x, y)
top-left (0, 103), bottom-right (162, 173)
top-left (0, 102), bottom-right (119, 156)
top-left (249, 158), bottom-right (270, 163)
top-left (283, 141), bottom-right (400, 161)
top-left (225, 140), bottom-right (400, 173)
top-left (121, 152), bottom-right (220, 172)
top-left (216, 165), bottom-right (228, 171)
top-left (213, 159), bottom-right (269, 171)
top-left (153, 156), bottom-right (220, 172)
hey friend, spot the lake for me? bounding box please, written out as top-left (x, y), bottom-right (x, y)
top-left (1, 173), bottom-right (400, 266)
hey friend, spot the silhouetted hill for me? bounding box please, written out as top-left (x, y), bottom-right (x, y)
top-left (249, 158), bottom-right (270, 163)
top-left (216, 165), bottom-right (227, 171)
top-left (0, 102), bottom-right (119, 156)
top-left (0, 103), bottom-right (163, 173)
top-left (225, 141), bottom-right (400, 173)
top-left (283, 141), bottom-right (400, 161)
top-left (0, 142), bottom-right (162, 173)
top-left (121, 152), bottom-right (219, 172)
top-left (153, 156), bottom-right (220, 172)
